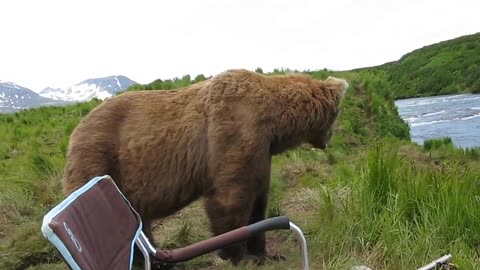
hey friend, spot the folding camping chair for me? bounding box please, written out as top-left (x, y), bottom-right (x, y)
top-left (41, 175), bottom-right (310, 270)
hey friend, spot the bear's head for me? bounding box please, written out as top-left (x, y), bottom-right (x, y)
top-left (307, 76), bottom-right (348, 149)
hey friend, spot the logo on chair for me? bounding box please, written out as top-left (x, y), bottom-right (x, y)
top-left (63, 222), bottom-right (83, 253)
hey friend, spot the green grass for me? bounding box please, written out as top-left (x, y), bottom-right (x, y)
top-left (0, 67), bottom-right (479, 270)
top-left (302, 142), bottom-right (480, 269)
top-left (0, 101), bottom-right (101, 270)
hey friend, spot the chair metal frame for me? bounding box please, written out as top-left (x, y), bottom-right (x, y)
top-left (135, 221), bottom-right (310, 270)
top-left (42, 175), bottom-right (310, 270)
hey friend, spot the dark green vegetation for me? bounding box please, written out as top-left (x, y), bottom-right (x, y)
top-left (1, 33), bottom-right (480, 269)
top-left (125, 74), bottom-right (208, 92)
top-left (370, 32), bottom-right (480, 98)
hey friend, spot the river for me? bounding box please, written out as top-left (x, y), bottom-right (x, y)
top-left (394, 93), bottom-right (480, 148)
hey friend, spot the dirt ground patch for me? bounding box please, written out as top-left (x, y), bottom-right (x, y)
top-left (146, 185), bottom-right (316, 270)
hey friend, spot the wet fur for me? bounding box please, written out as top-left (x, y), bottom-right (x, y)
top-left (62, 69), bottom-right (348, 265)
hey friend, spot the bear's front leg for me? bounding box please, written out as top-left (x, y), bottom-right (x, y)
top-left (247, 192), bottom-right (268, 255)
top-left (246, 161), bottom-right (287, 263)
top-left (204, 184), bottom-right (257, 265)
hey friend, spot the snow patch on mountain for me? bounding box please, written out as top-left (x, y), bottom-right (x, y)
top-left (41, 84), bottom-right (110, 102)
top-left (39, 75), bottom-right (137, 102)
top-left (0, 81), bottom-right (64, 113)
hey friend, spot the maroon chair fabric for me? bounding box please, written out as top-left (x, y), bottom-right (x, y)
top-left (42, 175), bottom-right (143, 270)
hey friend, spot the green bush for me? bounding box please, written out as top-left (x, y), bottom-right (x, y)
top-left (423, 137), bottom-right (453, 151)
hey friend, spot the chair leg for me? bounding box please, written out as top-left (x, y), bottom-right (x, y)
top-left (135, 238), bottom-right (151, 270)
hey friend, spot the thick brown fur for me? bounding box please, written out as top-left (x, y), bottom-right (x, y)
top-left (62, 69), bottom-right (348, 265)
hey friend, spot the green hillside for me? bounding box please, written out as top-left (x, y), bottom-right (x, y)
top-left (374, 32), bottom-right (480, 98)
top-left (130, 32), bottom-right (480, 100)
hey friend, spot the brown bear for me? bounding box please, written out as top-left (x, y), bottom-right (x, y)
top-left (62, 69), bottom-right (348, 266)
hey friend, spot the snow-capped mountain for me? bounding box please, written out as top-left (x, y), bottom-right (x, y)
top-left (0, 80), bottom-right (65, 113)
top-left (39, 75), bottom-right (137, 102)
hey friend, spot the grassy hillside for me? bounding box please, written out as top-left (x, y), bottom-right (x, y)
top-left (372, 32), bottom-right (480, 99)
top-left (0, 68), bottom-right (479, 270)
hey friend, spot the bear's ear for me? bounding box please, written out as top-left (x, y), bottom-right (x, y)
top-left (325, 76), bottom-right (349, 102)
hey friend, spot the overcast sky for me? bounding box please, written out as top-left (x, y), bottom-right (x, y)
top-left (1, 0), bottom-right (479, 91)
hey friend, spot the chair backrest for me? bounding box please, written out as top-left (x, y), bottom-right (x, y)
top-left (41, 175), bottom-right (143, 270)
